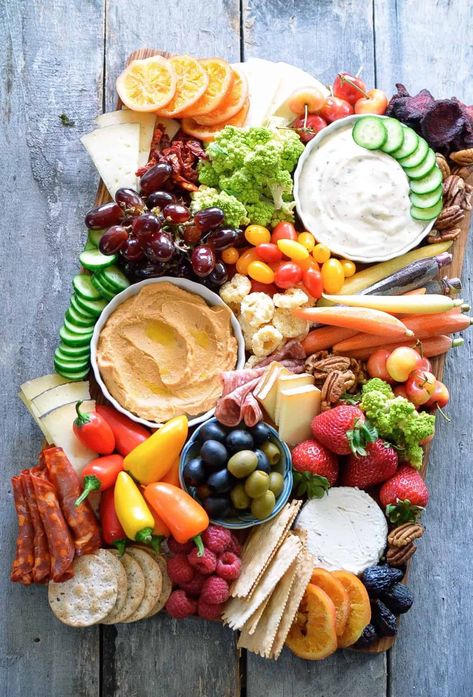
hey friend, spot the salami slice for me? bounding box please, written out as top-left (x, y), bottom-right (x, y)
top-left (10, 476), bottom-right (34, 585)
top-left (220, 368), bottom-right (267, 396)
top-left (215, 376), bottom-right (263, 427)
top-left (253, 340), bottom-right (306, 368)
top-left (43, 447), bottom-right (101, 556)
top-left (21, 472), bottom-right (51, 583)
top-left (32, 474), bottom-right (75, 582)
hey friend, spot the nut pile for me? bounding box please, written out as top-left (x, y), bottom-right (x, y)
top-left (428, 153), bottom-right (472, 243)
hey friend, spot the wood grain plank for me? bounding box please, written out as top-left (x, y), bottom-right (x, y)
top-left (101, 4), bottom-right (241, 696)
top-left (0, 1), bottom-right (105, 696)
top-left (242, 0), bottom-right (386, 693)
top-left (374, 1), bottom-right (473, 695)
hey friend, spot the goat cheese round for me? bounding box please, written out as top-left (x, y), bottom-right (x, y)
top-left (294, 487), bottom-right (388, 575)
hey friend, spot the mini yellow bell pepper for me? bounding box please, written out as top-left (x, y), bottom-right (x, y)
top-left (114, 471), bottom-right (160, 549)
top-left (124, 415), bottom-right (188, 485)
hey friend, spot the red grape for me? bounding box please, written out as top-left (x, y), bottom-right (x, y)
top-left (115, 188), bottom-right (144, 212)
top-left (85, 202), bottom-right (123, 229)
top-left (191, 245), bottom-right (216, 277)
top-left (207, 261), bottom-right (228, 286)
top-left (121, 237), bottom-right (144, 262)
top-left (147, 190), bottom-right (176, 209)
top-left (183, 224), bottom-right (203, 245)
top-left (139, 163), bottom-right (172, 195)
top-left (132, 213), bottom-right (162, 243)
top-left (163, 203), bottom-right (191, 223)
top-left (99, 226), bottom-right (129, 255)
top-left (146, 232), bottom-right (175, 262)
top-left (194, 207), bottom-right (225, 232)
top-left (206, 227), bottom-right (239, 250)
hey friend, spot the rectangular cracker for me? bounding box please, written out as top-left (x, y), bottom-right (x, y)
top-left (244, 595), bottom-right (271, 635)
top-left (269, 549), bottom-right (315, 660)
top-left (223, 533), bottom-right (301, 630)
top-left (231, 500), bottom-right (302, 599)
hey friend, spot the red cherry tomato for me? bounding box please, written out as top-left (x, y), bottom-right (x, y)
top-left (255, 242), bottom-right (284, 263)
top-left (320, 96), bottom-right (354, 123)
top-left (250, 280), bottom-right (278, 296)
top-left (291, 114), bottom-right (327, 143)
top-left (274, 262), bottom-right (303, 289)
top-left (425, 380), bottom-right (449, 409)
top-left (302, 267), bottom-right (323, 299)
top-left (367, 348), bottom-right (394, 384)
top-left (405, 369), bottom-right (436, 406)
top-left (271, 222), bottom-right (297, 243)
top-left (333, 72), bottom-right (367, 105)
top-left (354, 88), bottom-right (388, 115)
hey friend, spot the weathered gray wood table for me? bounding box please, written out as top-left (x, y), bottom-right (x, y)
top-left (1, 1), bottom-right (472, 695)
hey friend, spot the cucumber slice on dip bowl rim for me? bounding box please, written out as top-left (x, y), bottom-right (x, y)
top-left (90, 277), bottom-right (245, 430)
top-left (293, 114), bottom-right (437, 263)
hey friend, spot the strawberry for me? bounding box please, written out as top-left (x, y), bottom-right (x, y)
top-left (379, 465), bottom-right (429, 524)
top-left (311, 405), bottom-right (377, 456)
top-left (341, 439), bottom-right (398, 488)
top-left (291, 439), bottom-right (338, 498)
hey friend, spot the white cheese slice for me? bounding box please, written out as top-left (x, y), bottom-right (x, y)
top-left (19, 392), bottom-right (52, 442)
top-left (295, 487), bottom-right (388, 575)
top-left (254, 363), bottom-right (290, 422)
top-left (40, 400), bottom-right (97, 474)
top-left (233, 58), bottom-right (281, 127)
top-left (20, 373), bottom-right (69, 401)
top-left (32, 380), bottom-right (91, 418)
top-left (274, 372), bottom-right (314, 425)
top-left (277, 384), bottom-right (321, 446)
top-left (81, 123), bottom-right (140, 199)
top-left (270, 62), bottom-right (330, 125)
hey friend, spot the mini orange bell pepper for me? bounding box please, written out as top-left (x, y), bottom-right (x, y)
top-left (160, 457), bottom-right (181, 488)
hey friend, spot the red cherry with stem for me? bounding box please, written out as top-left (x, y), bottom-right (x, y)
top-left (320, 96), bottom-right (354, 123)
top-left (333, 72), bottom-right (367, 105)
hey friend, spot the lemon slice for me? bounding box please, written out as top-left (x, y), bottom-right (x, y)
top-left (116, 56), bottom-right (176, 112)
top-left (156, 55), bottom-right (209, 118)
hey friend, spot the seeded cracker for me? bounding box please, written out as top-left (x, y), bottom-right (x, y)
top-left (223, 533), bottom-right (301, 630)
top-left (96, 549), bottom-right (128, 619)
top-left (102, 552), bottom-right (145, 624)
top-left (122, 547), bottom-right (162, 622)
top-left (146, 555), bottom-right (172, 617)
top-left (231, 500), bottom-right (302, 599)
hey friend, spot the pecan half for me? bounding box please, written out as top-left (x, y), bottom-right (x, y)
top-left (321, 370), bottom-right (356, 410)
top-left (305, 354), bottom-right (352, 384)
top-left (386, 542), bottom-right (416, 566)
top-left (427, 227), bottom-right (462, 243)
top-left (388, 523), bottom-right (425, 548)
top-left (435, 204), bottom-right (464, 230)
top-left (436, 153), bottom-right (450, 180)
top-left (450, 148), bottom-right (473, 165)
top-left (443, 175), bottom-right (464, 204)
top-left (450, 164), bottom-right (473, 180)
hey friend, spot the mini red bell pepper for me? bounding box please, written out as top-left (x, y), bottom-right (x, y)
top-left (75, 454), bottom-right (124, 506)
top-left (96, 404), bottom-right (149, 456)
top-left (73, 401), bottom-right (115, 454)
top-left (99, 487), bottom-right (127, 556)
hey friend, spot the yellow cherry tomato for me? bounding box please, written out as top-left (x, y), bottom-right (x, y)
top-left (236, 248), bottom-right (259, 275)
top-left (312, 243), bottom-right (331, 264)
top-left (221, 246), bottom-right (240, 265)
top-left (321, 258), bottom-right (345, 293)
top-left (245, 225), bottom-right (271, 246)
top-left (340, 259), bottom-right (356, 278)
top-left (247, 260), bottom-right (275, 285)
top-left (297, 232), bottom-right (315, 251)
top-left (276, 239), bottom-right (309, 261)
top-left (297, 257), bottom-right (320, 272)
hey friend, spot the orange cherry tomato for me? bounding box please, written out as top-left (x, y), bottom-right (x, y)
top-left (276, 239), bottom-right (309, 261)
top-left (255, 243), bottom-right (283, 263)
top-left (321, 258), bottom-right (344, 293)
top-left (302, 267), bottom-right (323, 299)
top-left (312, 243), bottom-right (331, 264)
top-left (354, 89), bottom-right (388, 115)
top-left (236, 248), bottom-right (259, 274)
top-left (221, 246), bottom-right (240, 264)
top-left (297, 257), bottom-right (320, 272)
top-left (271, 222), bottom-right (297, 243)
top-left (297, 232), bottom-right (316, 251)
top-left (244, 224), bottom-right (271, 246)
top-left (247, 260), bottom-right (275, 284)
top-left (340, 259), bottom-right (356, 277)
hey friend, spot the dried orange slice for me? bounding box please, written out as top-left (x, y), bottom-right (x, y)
top-left (194, 67), bottom-right (248, 126)
top-left (332, 571), bottom-right (371, 648)
top-left (181, 99), bottom-right (249, 142)
top-left (116, 56), bottom-right (176, 112)
top-left (156, 55), bottom-right (209, 118)
top-left (310, 568), bottom-right (350, 637)
top-left (179, 58), bottom-right (234, 117)
top-left (285, 584), bottom-right (338, 660)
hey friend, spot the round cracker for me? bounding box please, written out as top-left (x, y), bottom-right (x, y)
top-left (102, 552), bottom-right (145, 624)
top-left (96, 549), bottom-right (128, 619)
top-left (146, 555), bottom-right (172, 618)
top-left (122, 547), bottom-right (162, 623)
top-left (48, 554), bottom-right (118, 627)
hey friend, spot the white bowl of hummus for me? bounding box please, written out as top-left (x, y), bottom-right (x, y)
top-left (294, 115), bottom-right (435, 262)
top-left (90, 277), bottom-right (245, 429)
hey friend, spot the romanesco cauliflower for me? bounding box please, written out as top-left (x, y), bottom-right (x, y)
top-left (190, 186), bottom-right (249, 228)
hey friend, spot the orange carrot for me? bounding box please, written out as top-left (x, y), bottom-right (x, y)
top-left (302, 326), bottom-right (358, 355)
top-left (333, 311), bottom-right (472, 353)
top-left (342, 335), bottom-right (463, 360)
top-left (293, 306), bottom-right (413, 339)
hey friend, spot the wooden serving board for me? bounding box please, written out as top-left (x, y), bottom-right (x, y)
top-left (92, 48), bottom-right (473, 654)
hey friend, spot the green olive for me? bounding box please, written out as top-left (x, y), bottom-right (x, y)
top-left (244, 470), bottom-right (269, 498)
top-left (227, 450), bottom-right (258, 478)
top-left (230, 484), bottom-right (251, 510)
top-left (261, 441), bottom-right (281, 466)
top-left (268, 471), bottom-right (284, 497)
top-left (251, 490), bottom-right (276, 520)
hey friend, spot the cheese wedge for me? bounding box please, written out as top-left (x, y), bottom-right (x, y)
top-left (81, 123), bottom-right (140, 199)
top-left (274, 373), bottom-right (314, 425)
top-left (32, 380), bottom-right (91, 418)
top-left (254, 363), bottom-right (290, 422)
top-left (277, 385), bottom-right (321, 446)
top-left (41, 400), bottom-right (97, 473)
top-left (233, 58), bottom-right (281, 127)
top-left (20, 374), bottom-right (69, 402)
top-left (19, 392), bottom-right (52, 442)
top-left (270, 62), bottom-right (330, 125)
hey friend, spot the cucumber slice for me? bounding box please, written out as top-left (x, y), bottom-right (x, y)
top-left (65, 304), bottom-right (96, 328)
top-left (398, 137), bottom-right (428, 168)
top-left (63, 317), bottom-right (95, 337)
top-left (91, 274), bottom-right (116, 301)
top-left (79, 248), bottom-right (117, 271)
top-left (54, 365), bottom-right (90, 381)
top-left (59, 325), bottom-right (93, 347)
top-left (74, 294), bottom-right (108, 317)
top-left (55, 346), bottom-right (90, 364)
top-left (403, 148), bottom-right (436, 180)
top-left (352, 116), bottom-right (387, 150)
top-left (88, 229), bottom-right (105, 247)
top-left (54, 352), bottom-right (90, 372)
top-left (409, 185), bottom-right (443, 209)
top-left (97, 265), bottom-right (130, 293)
top-left (93, 271), bottom-right (118, 295)
top-left (391, 127), bottom-right (419, 160)
top-left (380, 118), bottom-right (404, 153)
top-left (409, 166), bottom-right (443, 195)
top-left (57, 341), bottom-right (91, 358)
top-left (73, 273), bottom-right (102, 301)
top-left (70, 293), bottom-right (97, 320)
top-left (411, 198), bottom-right (443, 221)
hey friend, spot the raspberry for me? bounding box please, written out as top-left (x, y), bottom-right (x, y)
top-left (202, 525), bottom-right (232, 554)
top-left (187, 547), bottom-right (217, 575)
top-left (167, 554), bottom-right (194, 585)
top-left (165, 590), bottom-right (196, 619)
top-left (200, 576), bottom-right (230, 605)
top-left (179, 572), bottom-right (206, 597)
top-left (216, 551), bottom-right (241, 581)
top-left (198, 598), bottom-right (225, 621)
top-left (167, 538), bottom-right (194, 555)
top-left (227, 533), bottom-right (242, 557)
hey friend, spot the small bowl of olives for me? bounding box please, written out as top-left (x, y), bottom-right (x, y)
top-left (179, 417), bottom-right (293, 529)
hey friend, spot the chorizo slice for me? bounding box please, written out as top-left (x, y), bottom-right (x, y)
top-left (21, 472), bottom-right (51, 583)
top-left (10, 476), bottom-right (34, 585)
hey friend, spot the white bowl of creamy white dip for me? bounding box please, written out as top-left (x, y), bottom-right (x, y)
top-left (294, 115), bottom-right (435, 262)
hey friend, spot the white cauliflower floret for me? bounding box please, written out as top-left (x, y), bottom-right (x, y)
top-left (251, 325), bottom-right (283, 357)
top-left (272, 308), bottom-right (310, 339)
top-left (238, 315), bottom-right (258, 351)
top-left (219, 273), bottom-right (251, 307)
top-left (273, 287), bottom-right (310, 309)
top-left (240, 292), bottom-right (275, 328)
